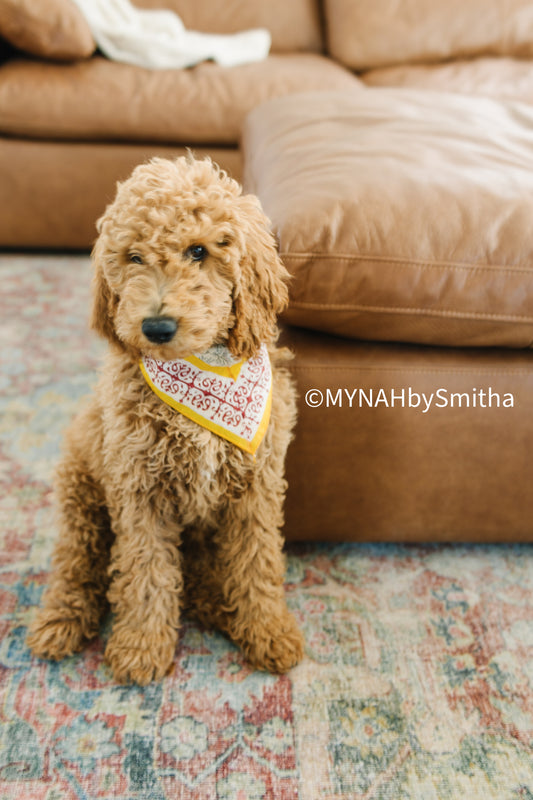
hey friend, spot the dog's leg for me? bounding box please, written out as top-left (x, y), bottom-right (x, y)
top-left (104, 501), bottom-right (182, 685)
top-left (214, 485), bottom-right (304, 674)
top-left (27, 455), bottom-right (112, 661)
top-left (181, 529), bottom-right (232, 631)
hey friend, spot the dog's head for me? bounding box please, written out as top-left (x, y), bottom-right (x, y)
top-left (91, 156), bottom-right (290, 361)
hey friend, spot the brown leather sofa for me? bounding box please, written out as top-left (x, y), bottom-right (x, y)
top-left (2, 0), bottom-right (533, 542)
top-left (0, 0), bottom-right (358, 247)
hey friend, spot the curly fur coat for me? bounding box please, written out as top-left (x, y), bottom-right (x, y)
top-left (27, 156), bottom-right (304, 685)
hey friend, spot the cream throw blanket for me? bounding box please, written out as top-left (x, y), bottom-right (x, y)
top-left (70, 0), bottom-right (271, 69)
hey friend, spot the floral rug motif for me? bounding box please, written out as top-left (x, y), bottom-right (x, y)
top-left (0, 254), bottom-right (532, 799)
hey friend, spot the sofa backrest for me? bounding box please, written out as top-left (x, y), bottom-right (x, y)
top-left (133, 0), bottom-right (323, 53)
top-left (324, 0), bottom-right (533, 70)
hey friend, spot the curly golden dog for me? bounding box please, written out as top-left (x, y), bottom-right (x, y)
top-left (27, 155), bottom-right (304, 685)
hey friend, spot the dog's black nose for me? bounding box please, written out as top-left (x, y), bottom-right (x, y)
top-left (141, 316), bottom-right (178, 344)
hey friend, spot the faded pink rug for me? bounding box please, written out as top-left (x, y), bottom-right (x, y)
top-left (0, 254), bottom-right (532, 799)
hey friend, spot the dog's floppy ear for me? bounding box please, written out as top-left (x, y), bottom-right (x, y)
top-left (90, 236), bottom-right (120, 346)
top-left (227, 195), bottom-right (290, 360)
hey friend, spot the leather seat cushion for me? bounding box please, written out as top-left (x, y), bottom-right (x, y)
top-left (243, 88), bottom-right (533, 349)
top-left (0, 54), bottom-right (358, 144)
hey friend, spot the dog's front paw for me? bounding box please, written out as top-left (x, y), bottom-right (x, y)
top-left (242, 612), bottom-right (305, 674)
top-left (27, 607), bottom-right (90, 661)
top-left (105, 625), bottom-right (177, 685)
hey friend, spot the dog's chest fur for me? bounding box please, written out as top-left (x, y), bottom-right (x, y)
top-left (97, 353), bottom-right (256, 526)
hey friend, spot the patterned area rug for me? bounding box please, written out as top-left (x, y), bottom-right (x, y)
top-left (1, 254), bottom-right (532, 800)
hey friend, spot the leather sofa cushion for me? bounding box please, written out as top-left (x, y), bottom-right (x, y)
top-left (133, 0), bottom-right (322, 54)
top-left (325, 0), bottom-right (533, 70)
top-left (243, 89), bottom-right (533, 349)
top-left (0, 54), bottom-right (358, 144)
top-left (0, 0), bottom-right (321, 61)
top-left (0, 0), bottom-right (95, 61)
top-left (363, 57), bottom-right (533, 106)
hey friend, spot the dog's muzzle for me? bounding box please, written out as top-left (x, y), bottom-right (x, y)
top-left (142, 316), bottom-right (178, 344)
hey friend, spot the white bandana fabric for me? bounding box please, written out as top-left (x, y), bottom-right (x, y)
top-left (140, 344), bottom-right (272, 455)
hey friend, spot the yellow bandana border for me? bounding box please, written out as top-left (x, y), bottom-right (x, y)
top-left (139, 359), bottom-right (272, 455)
top-left (184, 353), bottom-right (244, 381)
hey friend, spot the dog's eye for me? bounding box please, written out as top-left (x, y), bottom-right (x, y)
top-left (129, 253), bottom-right (143, 265)
top-left (185, 244), bottom-right (208, 262)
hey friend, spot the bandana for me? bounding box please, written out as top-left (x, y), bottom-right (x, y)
top-left (140, 344), bottom-right (272, 455)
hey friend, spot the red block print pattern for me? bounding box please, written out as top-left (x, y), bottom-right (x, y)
top-left (141, 344), bottom-right (272, 453)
